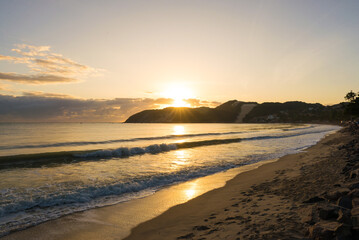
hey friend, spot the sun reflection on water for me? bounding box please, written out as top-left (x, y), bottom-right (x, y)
top-left (171, 150), bottom-right (190, 169)
top-left (173, 125), bottom-right (185, 135)
top-left (174, 150), bottom-right (186, 160)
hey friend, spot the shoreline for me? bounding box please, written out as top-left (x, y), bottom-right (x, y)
top-left (1, 126), bottom-right (350, 240)
top-left (1, 155), bottom-right (277, 240)
top-left (124, 128), bottom-right (355, 239)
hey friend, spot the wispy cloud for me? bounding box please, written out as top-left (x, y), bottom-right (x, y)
top-left (22, 91), bottom-right (76, 99)
top-left (0, 72), bottom-right (76, 84)
top-left (0, 44), bottom-right (98, 84)
top-left (0, 93), bottom-right (221, 122)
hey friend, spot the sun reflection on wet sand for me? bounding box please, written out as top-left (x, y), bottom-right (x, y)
top-left (184, 181), bottom-right (198, 200)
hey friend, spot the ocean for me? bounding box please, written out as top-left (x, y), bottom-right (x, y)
top-left (0, 123), bottom-right (340, 237)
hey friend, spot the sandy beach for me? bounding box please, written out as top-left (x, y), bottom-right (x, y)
top-left (125, 126), bottom-right (359, 240)
top-left (2, 125), bottom-right (358, 240)
top-left (2, 1), bottom-right (359, 239)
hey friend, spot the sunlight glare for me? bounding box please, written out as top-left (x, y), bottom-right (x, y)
top-left (173, 125), bottom-right (185, 135)
top-left (162, 84), bottom-right (194, 107)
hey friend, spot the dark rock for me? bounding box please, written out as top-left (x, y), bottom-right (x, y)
top-left (177, 233), bottom-right (195, 239)
top-left (337, 196), bottom-right (353, 209)
top-left (349, 189), bottom-right (359, 198)
top-left (349, 182), bottom-right (359, 190)
top-left (308, 222), bottom-right (340, 240)
top-left (350, 169), bottom-right (359, 179)
top-left (353, 207), bottom-right (359, 215)
top-left (206, 229), bottom-right (218, 234)
top-left (353, 198), bottom-right (359, 208)
top-left (351, 207), bottom-right (359, 230)
top-left (353, 229), bottom-right (359, 239)
top-left (352, 214), bottom-right (359, 230)
top-left (303, 196), bottom-right (325, 204)
top-left (302, 212), bottom-right (315, 225)
top-left (337, 209), bottom-right (352, 225)
top-left (350, 154), bottom-right (359, 162)
top-left (342, 164), bottom-right (353, 174)
top-left (318, 206), bottom-right (339, 220)
top-left (324, 188), bottom-right (350, 201)
top-left (335, 224), bottom-right (352, 239)
top-left (193, 225), bottom-right (210, 231)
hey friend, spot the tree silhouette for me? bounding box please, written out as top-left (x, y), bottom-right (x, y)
top-left (345, 90), bottom-right (357, 102)
top-left (345, 90), bottom-right (359, 116)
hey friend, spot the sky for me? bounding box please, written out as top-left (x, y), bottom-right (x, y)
top-left (1, 0), bottom-right (359, 122)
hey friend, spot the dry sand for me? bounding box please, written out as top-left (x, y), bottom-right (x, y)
top-left (125, 129), bottom-right (352, 240)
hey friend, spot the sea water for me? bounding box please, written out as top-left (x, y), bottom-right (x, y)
top-left (0, 123), bottom-right (340, 236)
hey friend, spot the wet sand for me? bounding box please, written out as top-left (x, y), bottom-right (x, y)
top-left (2, 158), bottom-right (275, 240)
top-left (125, 128), bottom-right (353, 239)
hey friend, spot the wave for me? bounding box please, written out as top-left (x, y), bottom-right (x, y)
top-left (0, 131), bottom-right (248, 150)
top-left (0, 124), bottom-right (316, 150)
top-left (281, 125), bottom-right (316, 131)
top-left (0, 128), bottom-right (332, 169)
top-left (0, 154), bottom-right (269, 238)
top-left (0, 154), bottom-right (279, 232)
top-left (0, 124), bottom-right (339, 237)
top-left (75, 138), bottom-right (244, 158)
top-left (242, 129), bottom-right (330, 141)
top-left (0, 163), bottom-right (233, 218)
top-left (0, 142), bottom-right (312, 236)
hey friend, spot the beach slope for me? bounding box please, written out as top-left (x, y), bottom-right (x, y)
top-left (126, 127), bottom-right (358, 239)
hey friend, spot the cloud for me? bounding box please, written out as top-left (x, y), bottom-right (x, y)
top-left (22, 91), bottom-right (76, 99)
top-left (184, 98), bottom-right (221, 108)
top-left (0, 44), bottom-right (97, 84)
top-left (0, 93), bottom-right (221, 122)
top-left (11, 44), bottom-right (50, 57)
top-left (0, 72), bottom-right (76, 84)
top-left (0, 54), bottom-right (29, 63)
top-left (0, 93), bottom-right (171, 122)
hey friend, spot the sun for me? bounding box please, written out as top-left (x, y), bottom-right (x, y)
top-left (162, 84), bottom-right (194, 107)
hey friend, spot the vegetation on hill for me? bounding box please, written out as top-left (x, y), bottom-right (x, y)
top-left (344, 90), bottom-right (359, 117)
top-left (125, 100), bottom-right (248, 123)
top-left (243, 101), bottom-right (345, 123)
top-left (125, 99), bottom-right (347, 123)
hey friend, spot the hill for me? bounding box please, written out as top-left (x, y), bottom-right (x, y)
top-left (124, 100), bottom-right (346, 123)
